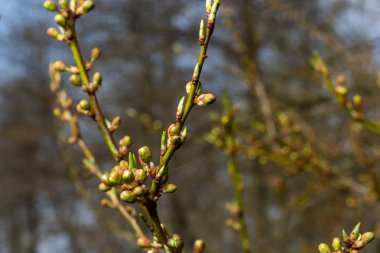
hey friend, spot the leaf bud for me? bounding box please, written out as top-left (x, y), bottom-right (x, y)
top-left (76, 0), bottom-right (95, 15)
top-left (186, 81), bottom-right (195, 95)
top-left (91, 47), bottom-right (101, 59)
top-left (79, 100), bottom-right (91, 110)
top-left (167, 234), bottom-right (184, 251)
top-left (47, 27), bottom-right (59, 39)
top-left (194, 93), bottom-right (216, 106)
top-left (134, 169), bottom-right (148, 183)
top-left (205, 0), bottom-right (212, 14)
top-left (120, 190), bottom-right (136, 203)
top-left (332, 237), bottom-right (341, 251)
top-left (133, 186), bottom-right (145, 197)
top-left (162, 184), bottom-right (177, 193)
top-left (361, 232), bottom-right (375, 244)
top-left (176, 96), bottom-right (185, 121)
top-left (119, 135), bottom-right (132, 148)
top-left (350, 222), bottom-right (361, 240)
top-left (168, 124), bottom-right (180, 136)
top-left (199, 19), bottom-right (205, 45)
top-left (138, 146), bottom-right (152, 164)
top-left (192, 63), bottom-right (200, 81)
top-left (318, 243), bottom-right (331, 253)
top-left (194, 239), bottom-right (205, 252)
top-left (161, 131), bottom-right (168, 155)
top-left (342, 229), bottom-right (348, 241)
top-left (69, 74), bottom-right (81, 87)
top-left (110, 116), bottom-right (121, 131)
top-left (54, 14), bottom-right (67, 27)
top-left (122, 169), bottom-right (135, 184)
top-left (93, 72), bottom-right (102, 86)
top-left (128, 152), bottom-right (138, 170)
top-left (180, 126), bottom-right (187, 142)
top-left (53, 61), bottom-right (66, 72)
top-left (44, 1), bottom-right (58, 12)
top-left (98, 182), bottom-right (111, 192)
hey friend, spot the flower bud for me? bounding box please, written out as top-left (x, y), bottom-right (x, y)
top-left (137, 236), bottom-right (151, 248)
top-left (192, 63), bottom-right (200, 81)
top-left (350, 222), bottom-right (361, 240)
top-left (161, 131), bottom-right (168, 155)
top-left (122, 169), bottom-right (135, 184)
top-left (162, 184), bottom-right (177, 193)
top-left (138, 146), bottom-right (152, 164)
top-left (111, 116), bottom-right (121, 129)
top-left (318, 243), bottom-right (331, 253)
top-left (352, 241), bottom-right (365, 250)
top-left (109, 166), bottom-right (123, 185)
top-left (98, 182), bottom-right (111, 192)
top-left (54, 14), bottom-right (67, 27)
top-left (79, 100), bottom-right (91, 110)
top-left (128, 152), bottom-right (138, 170)
top-left (169, 135), bottom-right (181, 145)
top-left (332, 237), bottom-right (341, 251)
top-left (93, 72), bottom-right (102, 86)
top-left (54, 61), bottom-right (66, 72)
top-left (44, 1), bottom-right (58, 11)
top-left (69, 74), bottom-right (81, 87)
top-left (119, 135), bottom-right (132, 147)
top-left (361, 232), bottom-right (375, 244)
top-left (77, 0), bottom-right (95, 15)
top-left (180, 126), bottom-right (187, 142)
top-left (101, 173), bottom-right (111, 185)
top-left (199, 19), bottom-right (205, 45)
top-left (47, 27), bottom-right (59, 38)
top-left (186, 81), bottom-right (195, 95)
top-left (58, 0), bottom-right (69, 8)
top-left (133, 186), bottom-right (145, 197)
top-left (91, 47), bottom-right (101, 59)
top-left (120, 190), bottom-right (136, 203)
top-left (205, 0), bottom-right (212, 14)
top-left (134, 169), bottom-right (148, 183)
top-left (194, 93), bottom-right (216, 106)
top-left (194, 239), bottom-right (205, 252)
top-left (168, 124), bottom-right (180, 136)
top-left (342, 229), bottom-right (348, 241)
top-left (176, 96), bottom-right (185, 121)
top-left (167, 234), bottom-right (184, 251)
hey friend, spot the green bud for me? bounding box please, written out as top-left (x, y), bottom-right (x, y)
top-left (180, 126), bottom-right (187, 142)
top-left (342, 229), bottom-right (348, 241)
top-left (101, 173), bottom-right (111, 185)
top-left (194, 239), bottom-right (205, 252)
top-left (353, 94), bottom-right (362, 107)
top-left (361, 232), bottom-right (375, 244)
top-left (69, 74), bottom-right (81, 87)
top-left (53, 61), bottom-right (66, 72)
top-left (119, 160), bottom-right (129, 167)
top-left (167, 234), bottom-right (184, 251)
top-left (168, 124), bottom-right (180, 136)
top-left (192, 63), bottom-right (200, 81)
top-left (79, 100), bottom-right (91, 110)
top-left (77, 0), bottom-right (95, 14)
top-left (109, 166), bottom-right (123, 185)
top-left (128, 152), bottom-right (138, 170)
top-left (161, 131), bottom-right (168, 154)
top-left (194, 93), bottom-right (216, 106)
top-left (133, 186), bottom-right (145, 197)
top-left (199, 19), bottom-right (205, 44)
top-left (318, 243), bottom-right (331, 253)
top-left (91, 47), bottom-right (101, 59)
top-left (137, 237), bottom-right (151, 248)
top-left (134, 169), bottom-right (148, 183)
top-left (162, 184), bottom-right (177, 193)
top-left (169, 135), bottom-right (181, 145)
top-left (98, 182), bottom-right (111, 192)
top-left (47, 27), bottom-right (59, 38)
top-left (122, 169), bottom-right (135, 184)
top-left (58, 0), bottom-right (69, 8)
top-left (120, 190), bottom-right (136, 203)
top-left (111, 116), bottom-right (121, 128)
top-left (352, 241), bottom-right (365, 250)
top-left (205, 0), bottom-right (212, 14)
top-left (119, 135), bottom-right (132, 147)
top-left (93, 72), bottom-right (102, 86)
top-left (176, 96), bottom-right (185, 121)
top-left (138, 146), bottom-right (152, 164)
top-left (186, 81), bottom-right (195, 95)
top-left (146, 249), bottom-right (159, 253)
top-left (350, 222), bottom-right (361, 240)
top-left (196, 81), bottom-right (203, 96)
top-left (332, 237), bottom-right (341, 251)
top-left (54, 14), bottom-right (67, 27)
top-left (44, 1), bottom-right (58, 11)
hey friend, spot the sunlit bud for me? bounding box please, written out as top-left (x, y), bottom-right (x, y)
top-left (205, 0), bottom-right (212, 14)
top-left (76, 0), bottom-right (95, 15)
top-left (91, 47), bottom-right (101, 59)
top-left (199, 19), bottom-right (205, 45)
top-left (134, 169), bottom-right (148, 183)
top-left (353, 95), bottom-right (362, 107)
top-left (53, 108), bottom-right (61, 117)
top-left (128, 152), bottom-right (138, 170)
top-left (54, 61), bottom-right (66, 72)
top-left (194, 239), bottom-right (205, 252)
top-left (194, 93), bottom-right (216, 106)
top-left (111, 116), bottom-right (121, 128)
top-left (44, 1), bottom-right (58, 11)
top-left (335, 86), bottom-right (347, 96)
top-left (350, 222), bottom-right (361, 240)
top-left (98, 182), bottom-right (111, 192)
top-left (192, 63), bottom-right (200, 81)
top-left (186, 81), bottom-right (195, 95)
top-left (79, 100), bottom-right (91, 110)
top-left (167, 234), bottom-right (184, 251)
top-left (54, 14), bottom-right (67, 27)
top-left (58, 0), bottom-right (69, 8)
top-left (162, 184), bottom-right (177, 193)
top-left (161, 131), bottom-right (168, 155)
top-left (133, 186), bottom-right (145, 197)
top-left (137, 237), bottom-right (151, 248)
top-left (318, 243), bottom-right (331, 253)
top-left (176, 96), bottom-right (185, 121)
top-left (47, 27), bottom-right (59, 39)
top-left (109, 166), bottom-right (123, 185)
top-left (69, 74), bottom-right (81, 87)
top-left (168, 124), bottom-right (180, 137)
top-left (93, 72), bottom-right (102, 86)
top-left (361, 232), bottom-right (375, 244)
top-left (101, 173), bottom-right (111, 185)
top-left (169, 135), bottom-right (181, 145)
top-left (122, 170), bottom-right (134, 184)
top-left (120, 135), bottom-right (132, 147)
top-left (342, 229), bottom-right (348, 241)
top-left (352, 241), bottom-right (365, 250)
top-left (120, 190), bottom-right (136, 203)
top-left (332, 237), bottom-right (341, 251)
top-left (119, 160), bottom-right (129, 167)
top-left (138, 146), bottom-right (152, 164)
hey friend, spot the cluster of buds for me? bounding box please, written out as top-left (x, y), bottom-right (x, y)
top-left (164, 124), bottom-right (187, 151)
top-left (318, 223), bottom-right (375, 253)
top-left (206, 0), bottom-right (221, 28)
top-left (76, 99), bottom-right (94, 117)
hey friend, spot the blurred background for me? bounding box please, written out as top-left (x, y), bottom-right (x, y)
top-left (1, 0), bottom-right (380, 252)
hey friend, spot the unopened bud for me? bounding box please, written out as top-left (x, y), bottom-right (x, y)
top-left (180, 126), bottom-right (187, 142)
top-left (199, 19), bottom-right (205, 45)
top-left (186, 81), bottom-right (195, 95)
top-left (122, 170), bottom-right (135, 184)
top-left (134, 169), bottom-right (148, 183)
top-left (332, 237), bottom-right (341, 251)
top-left (128, 152), bottom-right (138, 170)
top-left (109, 166), bottom-right (123, 185)
top-left (342, 229), bottom-right (348, 241)
top-left (54, 14), bottom-right (67, 27)
top-left (137, 237), bottom-right (151, 248)
top-left (167, 234), bottom-right (184, 251)
top-left (161, 131), bottom-right (168, 155)
top-left (93, 72), bottom-right (102, 86)
top-left (47, 27), bottom-right (59, 38)
top-left (168, 124), bottom-right (180, 136)
top-left (176, 96), bottom-right (185, 121)
top-left (54, 61), bottom-right (66, 72)
top-left (58, 0), bottom-right (69, 8)
top-left (350, 222), bottom-right (361, 240)
top-left (79, 100), bottom-right (91, 110)
top-left (78, 0), bottom-right (95, 14)
top-left (162, 184), bottom-right (177, 193)
top-left (44, 1), bottom-right (58, 11)
top-left (138, 146), bottom-right (152, 164)
top-left (133, 186), bottom-right (145, 197)
top-left (194, 239), bottom-right (205, 252)
top-left (336, 75), bottom-right (345, 86)
top-left (120, 190), bottom-right (136, 203)
top-left (101, 173), bottom-right (111, 185)
top-left (111, 116), bottom-right (121, 129)
top-left (98, 182), bottom-right (111, 192)
top-left (318, 243), bottom-right (331, 253)
top-left (353, 95), bottom-right (362, 107)
top-left (194, 93), bottom-right (216, 106)
top-left (335, 86), bottom-right (347, 96)
top-left (91, 47), bottom-right (101, 59)
top-left (192, 63), bottom-right (200, 81)
top-left (119, 135), bottom-right (132, 147)
top-left (206, 0), bottom-right (212, 14)
top-left (69, 74), bottom-right (81, 87)
top-left (352, 241), bottom-right (365, 250)
top-left (361, 232), bottom-right (375, 244)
